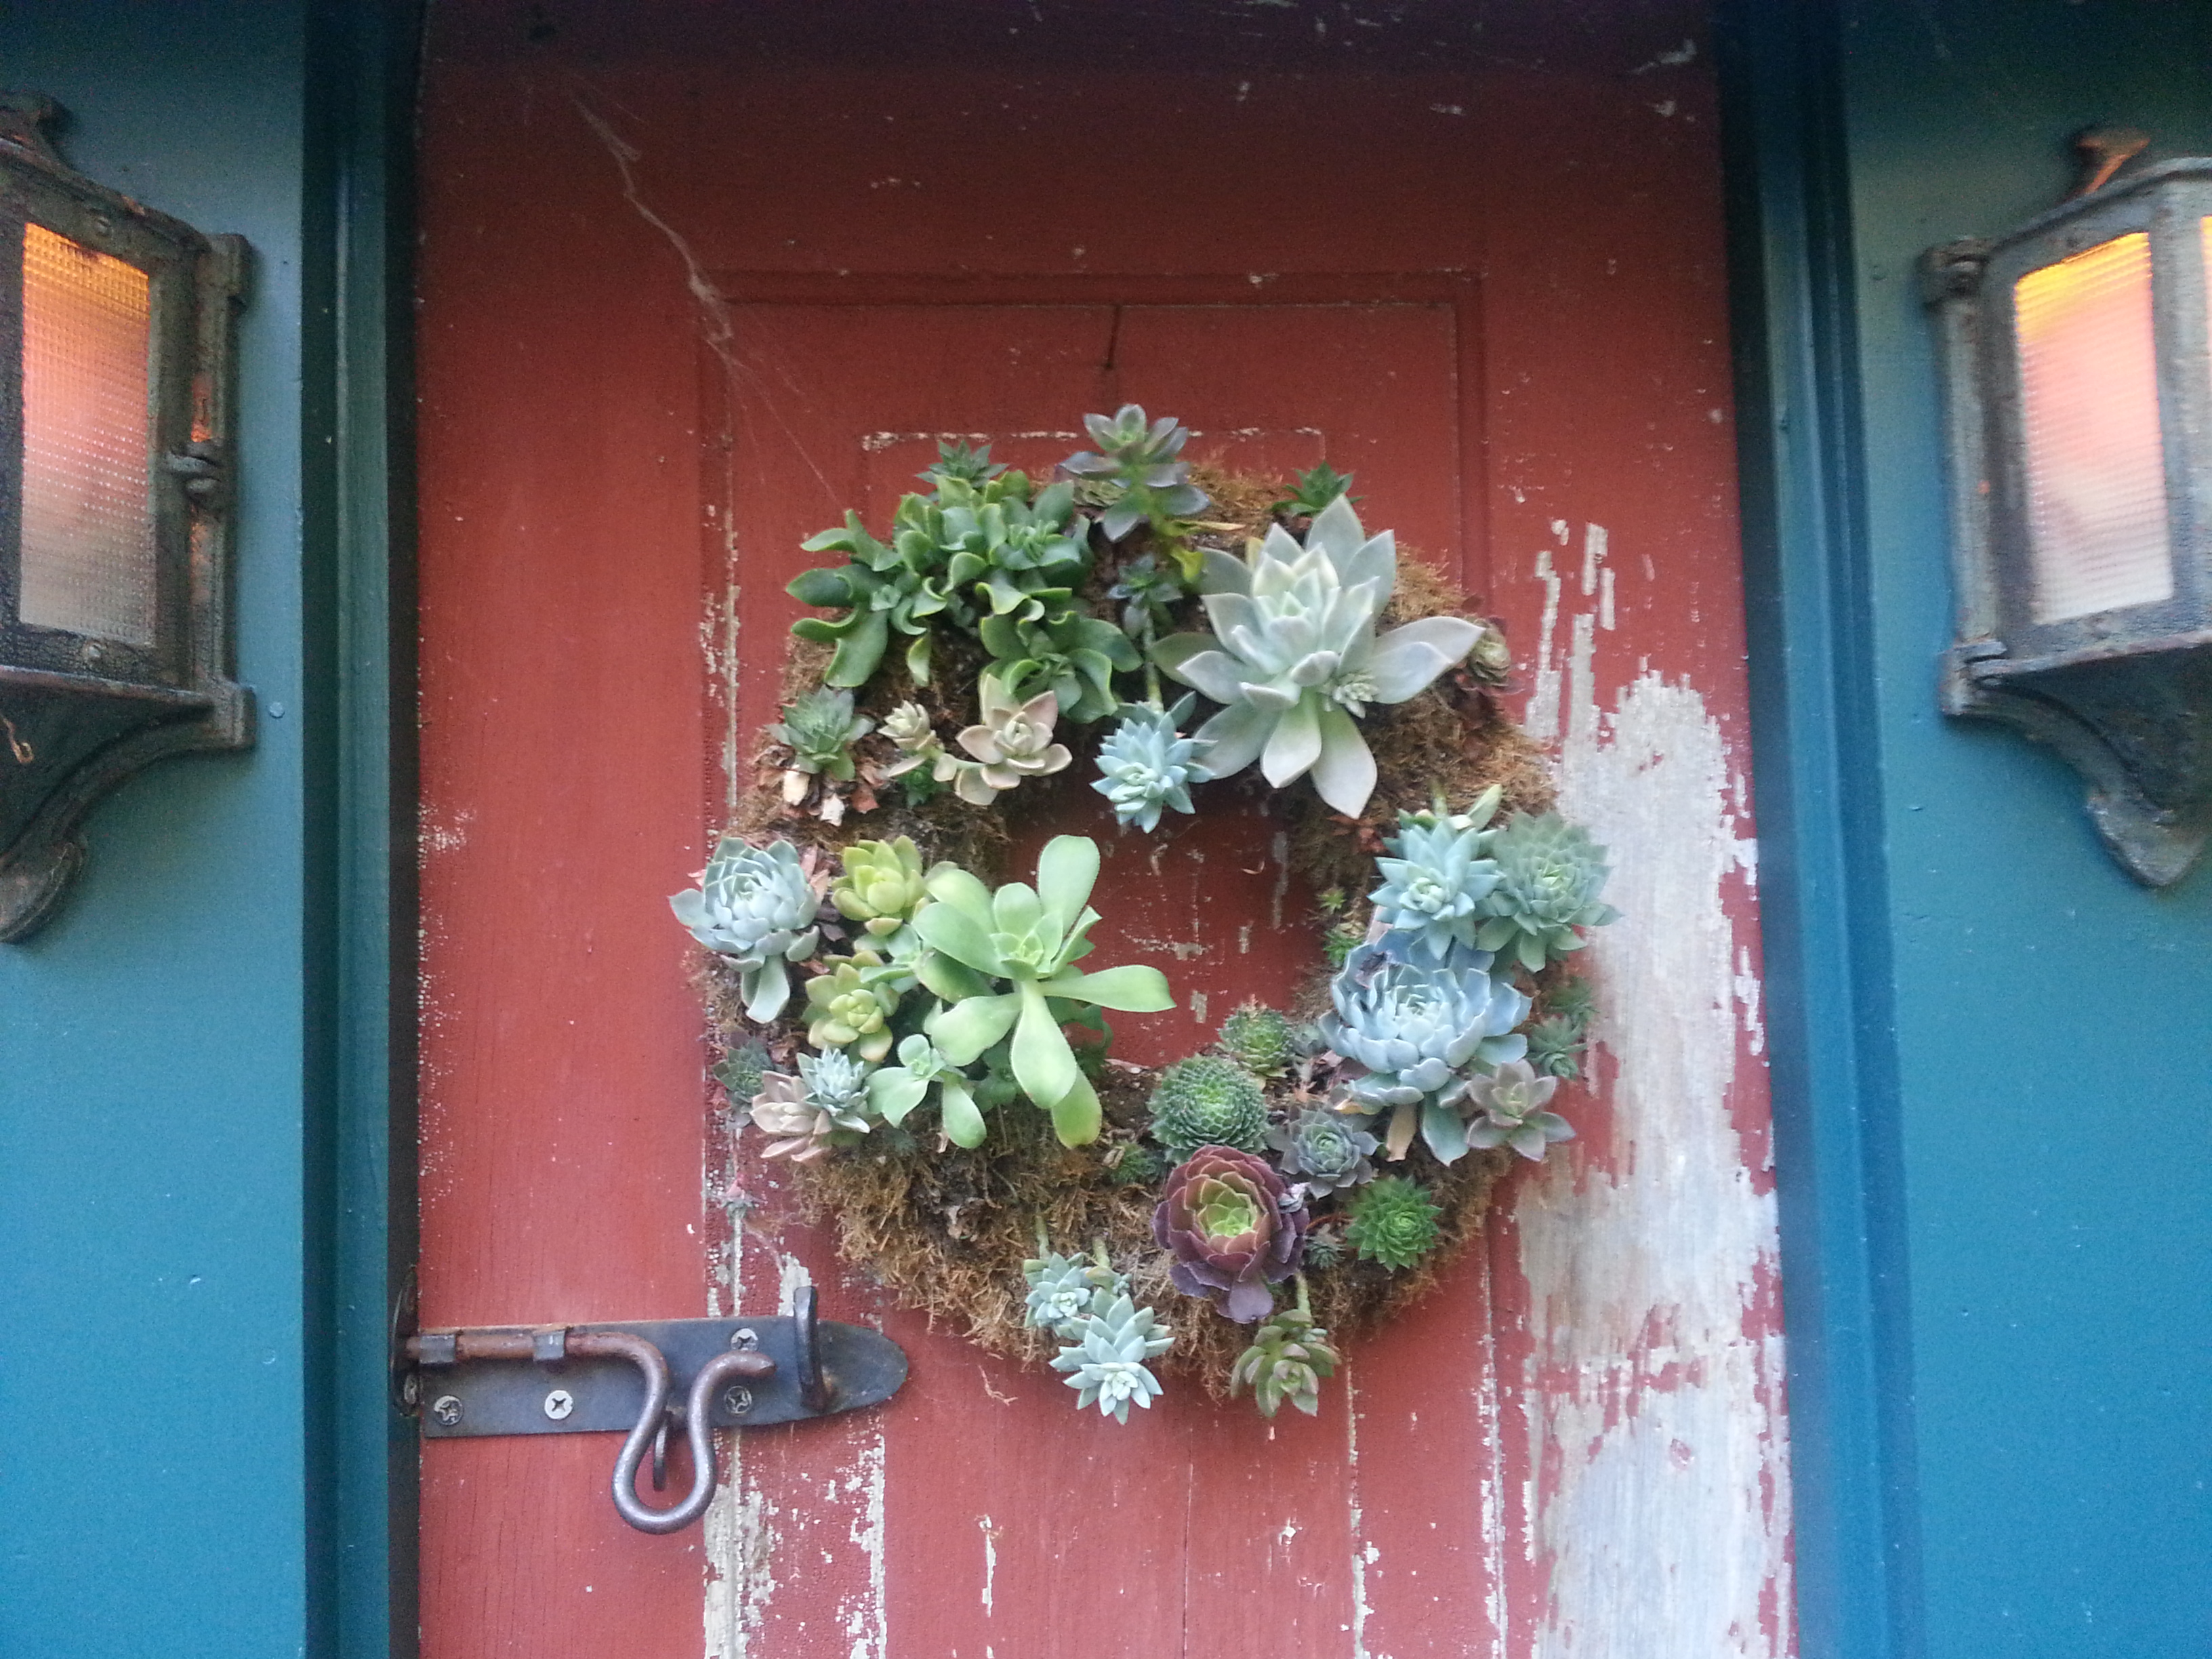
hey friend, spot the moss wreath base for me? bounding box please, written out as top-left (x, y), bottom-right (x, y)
top-left (676, 413), bottom-right (1618, 1420)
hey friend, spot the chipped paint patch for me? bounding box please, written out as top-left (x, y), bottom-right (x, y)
top-left (1513, 568), bottom-right (1792, 1658)
top-left (979, 1515), bottom-right (999, 1615)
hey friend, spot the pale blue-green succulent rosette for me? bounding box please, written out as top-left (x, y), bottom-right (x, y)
top-left (1319, 942), bottom-right (1530, 1164)
top-left (1151, 495), bottom-right (1482, 817)
top-left (1091, 697), bottom-right (1210, 832)
top-left (1370, 815), bottom-right (1503, 964)
top-left (1048, 1292), bottom-right (1173, 1424)
top-left (909, 835), bottom-right (1174, 1147)
top-left (668, 836), bottom-right (821, 1023)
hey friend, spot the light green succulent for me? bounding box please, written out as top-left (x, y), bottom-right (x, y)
top-left (1048, 1292), bottom-right (1174, 1424)
top-left (1269, 460), bottom-right (1360, 522)
top-left (1215, 1000), bottom-right (1299, 1078)
top-left (668, 837), bottom-right (821, 1023)
top-left (831, 836), bottom-right (933, 939)
top-left (1343, 1176), bottom-right (1444, 1271)
top-left (1152, 496), bottom-right (1483, 817)
top-left (1060, 404), bottom-right (1212, 573)
top-left (1147, 1054), bottom-right (1270, 1166)
top-left (802, 949), bottom-right (902, 1061)
top-left (1230, 1301), bottom-right (1340, 1418)
top-left (713, 1040), bottom-right (771, 1108)
top-left (1475, 811), bottom-right (1622, 974)
top-left (909, 836), bottom-right (1174, 1147)
top-left (1525, 1013), bottom-right (1588, 1080)
top-left (771, 687), bottom-right (874, 781)
top-left (940, 677), bottom-right (1073, 806)
top-left (977, 605), bottom-right (1143, 725)
top-left (1092, 697), bottom-right (1209, 832)
top-left (918, 438), bottom-right (1006, 488)
top-left (864, 1032), bottom-right (987, 1148)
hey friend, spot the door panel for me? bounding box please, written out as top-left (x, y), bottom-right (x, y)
top-left (417, 5), bottom-right (1788, 1656)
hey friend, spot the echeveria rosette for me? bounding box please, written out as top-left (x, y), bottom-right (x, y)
top-left (669, 836), bottom-right (822, 1023)
top-left (1049, 1293), bottom-right (1174, 1424)
top-left (1475, 811), bottom-right (1623, 975)
top-left (1060, 405), bottom-right (1210, 545)
top-left (1267, 1108), bottom-right (1379, 1198)
top-left (1319, 941), bottom-right (1530, 1164)
top-left (865, 1032), bottom-right (988, 1148)
top-left (1230, 1304), bottom-right (1340, 1419)
top-left (1463, 1060), bottom-right (1576, 1162)
top-left (911, 836), bottom-right (1174, 1147)
top-left (771, 687), bottom-right (873, 781)
top-left (1021, 1249), bottom-right (1125, 1334)
top-left (748, 1052), bottom-right (876, 1162)
top-left (802, 950), bottom-right (902, 1062)
top-left (830, 836), bottom-right (935, 940)
top-left (1092, 699), bottom-right (1210, 832)
top-left (1151, 495), bottom-right (1483, 817)
top-left (1369, 815), bottom-right (1503, 964)
top-left (1214, 1000), bottom-right (1299, 1078)
top-left (943, 678), bottom-right (1072, 806)
top-left (1343, 1176), bottom-right (1443, 1270)
top-left (1151, 1146), bottom-right (1309, 1323)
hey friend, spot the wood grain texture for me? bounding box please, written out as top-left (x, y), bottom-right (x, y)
top-left (416, 5), bottom-right (1789, 1655)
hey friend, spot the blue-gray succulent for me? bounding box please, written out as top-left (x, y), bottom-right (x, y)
top-left (1048, 1292), bottom-right (1174, 1424)
top-left (1475, 811), bottom-right (1622, 973)
top-left (1092, 699), bottom-right (1210, 832)
top-left (1370, 815), bottom-right (1503, 964)
top-left (1463, 1060), bottom-right (1576, 1161)
top-left (1319, 942), bottom-right (1530, 1164)
top-left (669, 837), bottom-right (821, 1022)
top-left (1267, 1108), bottom-right (1379, 1197)
top-left (1151, 496), bottom-right (1482, 817)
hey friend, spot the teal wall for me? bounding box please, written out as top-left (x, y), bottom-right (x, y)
top-left (1736, 2), bottom-right (2212, 1656)
top-left (0, 5), bottom-right (408, 1656)
top-left (1845, 4), bottom-right (2212, 1654)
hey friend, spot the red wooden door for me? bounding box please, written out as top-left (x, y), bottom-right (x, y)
top-left (415, 5), bottom-right (1792, 1657)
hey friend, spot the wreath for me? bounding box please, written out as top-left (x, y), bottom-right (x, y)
top-left (672, 407), bottom-right (1620, 1422)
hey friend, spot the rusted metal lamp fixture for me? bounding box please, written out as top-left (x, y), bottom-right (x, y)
top-left (1927, 134), bottom-right (2212, 886)
top-left (0, 94), bottom-right (249, 941)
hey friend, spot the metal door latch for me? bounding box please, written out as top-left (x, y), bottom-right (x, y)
top-left (398, 1286), bottom-right (905, 1534)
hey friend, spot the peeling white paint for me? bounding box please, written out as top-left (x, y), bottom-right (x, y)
top-left (979, 1515), bottom-right (998, 1615)
top-left (1513, 552), bottom-right (1791, 1658)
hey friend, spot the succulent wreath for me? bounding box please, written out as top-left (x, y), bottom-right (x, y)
top-left (672, 407), bottom-right (1619, 1422)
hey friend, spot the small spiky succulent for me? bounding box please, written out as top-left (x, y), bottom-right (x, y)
top-left (1463, 1060), bottom-right (1575, 1161)
top-left (1105, 553), bottom-right (1186, 644)
top-left (831, 837), bottom-right (933, 939)
top-left (1108, 1142), bottom-right (1168, 1188)
top-left (1230, 1303), bottom-right (1340, 1418)
top-left (1300, 1225), bottom-right (1347, 1271)
top-left (669, 837), bottom-right (822, 1023)
top-left (1524, 1014), bottom-right (1587, 1080)
top-left (1270, 460), bottom-right (1360, 521)
top-left (1092, 700), bottom-right (1209, 832)
top-left (1369, 813), bottom-right (1503, 965)
top-left (1147, 1054), bottom-right (1271, 1165)
top-left (713, 1040), bottom-right (771, 1109)
top-left (1343, 1176), bottom-right (1444, 1271)
top-left (918, 437), bottom-right (1006, 487)
top-left (941, 678), bottom-right (1072, 806)
top-left (1060, 404), bottom-right (1211, 546)
top-left (772, 687), bottom-right (874, 780)
top-left (802, 950), bottom-right (902, 1062)
top-left (1475, 811), bottom-right (1622, 975)
top-left (1049, 1293), bottom-right (1174, 1423)
top-left (1022, 1248), bottom-right (1125, 1334)
top-left (1212, 1000), bottom-right (1295, 1078)
top-left (1267, 1108), bottom-right (1379, 1197)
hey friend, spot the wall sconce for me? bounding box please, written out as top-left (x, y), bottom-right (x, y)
top-left (1927, 140), bottom-right (2212, 887)
top-left (0, 94), bottom-right (248, 941)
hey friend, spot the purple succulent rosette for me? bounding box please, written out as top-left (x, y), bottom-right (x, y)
top-left (1151, 1145), bottom-right (1310, 1323)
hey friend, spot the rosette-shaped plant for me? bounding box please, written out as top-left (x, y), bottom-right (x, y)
top-left (1475, 811), bottom-right (1622, 973)
top-left (1463, 1060), bottom-right (1576, 1161)
top-left (1147, 1055), bottom-right (1270, 1166)
top-left (864, 1032), bottom-right (987, 1148)
top-left (1215, 1000), bottom-right (1298, 1078)
top-left (802, 949), bottom-right (902, 1062)
top-left (1151, 496), bottom-right (1482, 817)
top-left (787, 511), bottom-right (961, 689)
top-left (1524, 1013), bottom-right (1588, 1081)
top-left (1151, 1146), bottom-right (1309, 1322)
top-left (1319, 942), bottom-right (1530, 1163)
top-left (1369, 815), bottom-right (1502, 964)
top-left (1021, 1248), bottom-right (1125, 1334)
top-left (712, 1040), bottom-right (771, 1110)
top-left (1060, 404), bottom-right (1210, 548)
top-left (943, 678), bottom-right (1073, 806)
top-left (1343, 1175), bottom-right (1443, 1271)
top-left (771, 687), bottom-right (873, 781)
top-left (912, 837), bottom-right (1174, 1145)
top-left (1230, 1304), bottom-right (1340, 1419)
top-left (1267, 1108), bottom-right (1379, 1197)
top-left (831, 836), bottom-right (933, 939)
top-left (748, 1052), bottom-right (876, 1162)
top-left (1092, 701), bottom-right (1209, 832)
top-left (668, 836), bottom-right (822, 1022)
top-left (1048, 1293), bottom-right (1174, 1424)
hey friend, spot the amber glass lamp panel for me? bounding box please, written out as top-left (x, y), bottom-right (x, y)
top-left (16, 221), bottom-right (156, 649)
top-left (2013, 231), bottom-right (2175, 626)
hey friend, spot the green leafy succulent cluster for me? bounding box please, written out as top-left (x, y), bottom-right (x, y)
top-left (1475, 812), bottom-right (1622, 974)
top-left (1230, 1299), bottom-right (1340, 1418)
top-left (1147, 1054), bottom-right (1270, 1166)
top-left (1269, 460), bottom-right (1359, 522)
top-left (1343, 1176), bottom-right (1444, 1271)
top-left (1214, 1000), bottom-right (1299, 1078)
top-left (1524, 975), bottom-right (1595, 1080)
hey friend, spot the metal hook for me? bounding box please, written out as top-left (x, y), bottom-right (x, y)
top-left (792, 1284), bottom-right (830, 1414)
top-left (573, 1328), bottom-right (774, 1535)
